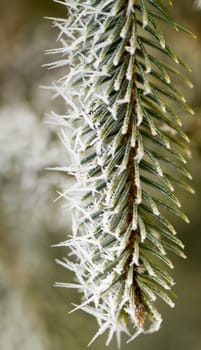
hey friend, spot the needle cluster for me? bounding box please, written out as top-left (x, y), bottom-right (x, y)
top-left (48, 0), bottom-right (195, 346)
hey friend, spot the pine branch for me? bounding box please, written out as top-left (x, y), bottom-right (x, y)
top-left (48, 0), bottom-right (195, 346)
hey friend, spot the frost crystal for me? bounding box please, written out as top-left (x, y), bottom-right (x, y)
top-left (48, 0), bottom-right (194, 346)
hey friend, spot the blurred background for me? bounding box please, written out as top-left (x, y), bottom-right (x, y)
top-left (0, 1), bottom-right (200, 349)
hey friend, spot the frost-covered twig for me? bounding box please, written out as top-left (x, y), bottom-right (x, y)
top-left (48, 0), bottom-right (195, 346)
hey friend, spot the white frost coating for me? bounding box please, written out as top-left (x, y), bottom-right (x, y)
top-left (48, 0), bottom-right (188, 346)
top-left (51, 9), bottom-right (139, 337)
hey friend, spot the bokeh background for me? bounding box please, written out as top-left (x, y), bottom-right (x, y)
top-left (0, 1), bottom-right (200, 349)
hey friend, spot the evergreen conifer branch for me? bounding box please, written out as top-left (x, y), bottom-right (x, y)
top-left (48, 0), bottom-right (195, 346)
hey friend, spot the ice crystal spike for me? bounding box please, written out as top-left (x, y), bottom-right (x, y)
top-left (49, 0), bottom-right (194, 347)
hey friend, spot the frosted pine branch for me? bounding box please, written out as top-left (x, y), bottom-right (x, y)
top-left (48, 0), bottom-right (195, 346)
